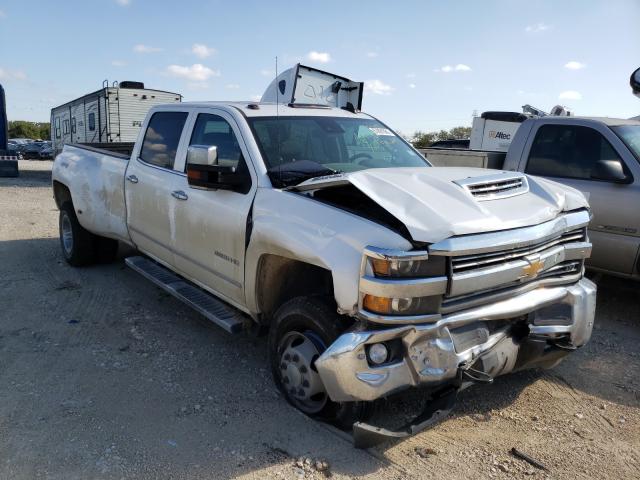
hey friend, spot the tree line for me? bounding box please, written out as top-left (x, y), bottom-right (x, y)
top-left (8, 121), bottom-right (51, 140)
top-left (411, 126), bottom-right (471, 148)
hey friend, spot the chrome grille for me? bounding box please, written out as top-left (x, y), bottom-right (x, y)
top-left (451, 228), bottom-right (586, 274)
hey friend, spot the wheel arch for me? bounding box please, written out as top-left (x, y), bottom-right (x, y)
top-left (254, 254), bottom-right (335, 324)
top-left (53, 180), bottom-right (72, 210)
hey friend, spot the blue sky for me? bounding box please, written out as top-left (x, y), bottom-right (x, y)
top-left (0, 0), bottom-right (638, 134)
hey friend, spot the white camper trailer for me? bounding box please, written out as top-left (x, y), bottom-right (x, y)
top-left (50, 81), bottom-right (181, 155)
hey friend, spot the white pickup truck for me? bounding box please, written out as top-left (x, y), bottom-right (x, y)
top-left (52, 64), bottom-right (596, 447)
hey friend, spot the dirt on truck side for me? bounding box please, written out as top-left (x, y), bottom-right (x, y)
top-left (0, 161), bottom-right (639, 479)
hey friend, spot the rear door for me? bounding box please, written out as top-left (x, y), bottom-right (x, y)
top-left (522, 122), bottom-right (640, 275)
top-left (125, 109), bottom-right (190, 267)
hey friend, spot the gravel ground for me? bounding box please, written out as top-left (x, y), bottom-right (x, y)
top-left (1, 161), bottom-right (639, 479)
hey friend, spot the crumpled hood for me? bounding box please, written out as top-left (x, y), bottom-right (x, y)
top-left (295, 167), bottom-right (589, 243)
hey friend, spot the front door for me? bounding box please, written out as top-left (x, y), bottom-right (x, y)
top-left (523, 123), bottom-right (640, 275)
top-left (125, 110), bottom-right (189, 267)
top-left (171, 110), bottom-right (257, 305)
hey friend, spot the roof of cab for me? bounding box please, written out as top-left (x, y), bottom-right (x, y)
top-left (162, 101), bottom-right (374, 119)
top-left (531, 115), bottom-right (640, 127)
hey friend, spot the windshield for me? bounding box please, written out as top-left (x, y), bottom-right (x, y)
top-left (612, 125), bottom-right (640, 163)
top-left (248, 116), bottom-right (428, 186)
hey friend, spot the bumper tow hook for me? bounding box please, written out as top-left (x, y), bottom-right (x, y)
top-left (352, 387), bottom-right (458, 449)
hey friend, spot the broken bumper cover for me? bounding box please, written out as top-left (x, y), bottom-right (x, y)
top-left (316, 278), bottom-right (596, 403)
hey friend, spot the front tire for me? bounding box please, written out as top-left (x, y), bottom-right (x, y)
top-left (59, 201), bottom-right (95, 266)
top-left (268, 296), bottom-right (371, 429)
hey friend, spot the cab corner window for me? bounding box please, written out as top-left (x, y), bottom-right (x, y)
top-left (88, 112), bottom-right (96, 132)
top-left (526, 124), bottom-right (623, 180)
top-left (139, 111), bottom-right (188, 169)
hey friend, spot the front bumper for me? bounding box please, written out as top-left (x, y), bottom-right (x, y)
top-left (316, 278), bottom-right (596, 402)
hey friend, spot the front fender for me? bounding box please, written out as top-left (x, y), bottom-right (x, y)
top-left (244, 188), bottom-right (412, 316)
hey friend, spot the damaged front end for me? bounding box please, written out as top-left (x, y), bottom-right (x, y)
top-left (314, 210), bottom-right (596, 447)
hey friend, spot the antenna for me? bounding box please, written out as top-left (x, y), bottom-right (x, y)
top-left (275, 56), bottom-right (283, 186)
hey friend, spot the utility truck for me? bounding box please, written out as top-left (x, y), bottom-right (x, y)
top-left (424, 115), bottom-right (640, 279)
top-left (52, 64), bottom-right (596, 447)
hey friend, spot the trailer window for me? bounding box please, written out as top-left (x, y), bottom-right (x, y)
top-left (526, 124), bottom-right (623, 180)
top-left (63, 120), bottom-right (69, 135)
top-left (71, 117), bottom-right (76, 134)
top-left (88, 113), bottom-right (96, 132)
top-left (139, 111), bottom-right (188, 169)
top-left (55, 118), bottom-right (61, 139)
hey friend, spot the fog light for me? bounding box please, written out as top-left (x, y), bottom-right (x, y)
top-left (368, 343), bottom-right (389, 365)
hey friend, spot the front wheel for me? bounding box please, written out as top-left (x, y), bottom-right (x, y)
top-left (268, 297), bottom-right (372, 429)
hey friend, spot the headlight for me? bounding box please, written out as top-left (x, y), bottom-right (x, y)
top-left (360, 247), bottom-right (447, 318)
top-left (370, 256), bottom-right (445, 278)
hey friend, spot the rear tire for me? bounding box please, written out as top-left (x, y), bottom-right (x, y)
top-left (59, 201), bottom-right (95, 267)
top-left (268, 296), bottom-right (372, 430)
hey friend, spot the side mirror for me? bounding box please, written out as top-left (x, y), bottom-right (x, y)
top-left (186, 145), bottom-right (246, 191)
top-left (631, 67), bottom-right (640, 98)
top-left (187, 145), bottom-right (218, 166)
top-left (591, 159), bottom-right (632, 184)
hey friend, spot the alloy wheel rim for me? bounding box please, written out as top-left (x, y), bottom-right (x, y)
top-left (61, 214), bottom-right (73, 255)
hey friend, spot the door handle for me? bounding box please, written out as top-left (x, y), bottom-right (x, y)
top-left (171, 190), bottom-right (188, 201)
top-left (126, 174), bottom-right (139, 184)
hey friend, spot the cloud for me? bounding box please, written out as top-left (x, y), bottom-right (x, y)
top-left (435, 64), bottom-right (472, 73)
top-left (406, 73), bottom-right (416, 79)
top-left (0, 68), bottom-right (27, 81)
top-left (525, 22), bottom-right (551, 33)
top-left (166, 64), bottom-right (220, 81)
top-left (365, 79), bottom-right (394, 95)
top-left (306, 51), bottom-right (331, 63)
top-left (111, 60), bottom-right (126, 67)
top-left (115, 0), bottom-right (130, 5)
top-left (133, 44), bottom-right (163, 53)
top-left (558, 90), bottom-right (582, 100)
top-left (408, 83), bottom-right (416, 89)
top-left (564, 61), bottom-right (586, 70)
top-left (225, 83), bottom-right (240, 89)
top-left (192, 43), bottom-right (216, 59)
top-left (366, 52), bottom-right (378, 58)
top-left (260, 69), bottom-right (274, 77)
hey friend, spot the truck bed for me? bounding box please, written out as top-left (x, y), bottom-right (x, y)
top-left (420, 148), bottom-right (506, 169)
top-left (52, 143), bottom-right (131, 243)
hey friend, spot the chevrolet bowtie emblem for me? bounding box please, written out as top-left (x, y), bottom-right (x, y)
top-left (522, 256), bottom-right (545, 279)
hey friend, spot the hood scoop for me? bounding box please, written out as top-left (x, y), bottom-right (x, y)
top-left (454, 172), bottom-right (529, 201)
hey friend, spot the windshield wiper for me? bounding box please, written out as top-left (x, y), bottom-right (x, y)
top-left (268, 160), bottom-right (340, 188)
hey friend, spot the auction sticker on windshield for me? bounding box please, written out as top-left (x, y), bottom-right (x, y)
top-left (369, 127), bottom-right (394, 136)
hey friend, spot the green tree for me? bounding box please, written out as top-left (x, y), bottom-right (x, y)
top-left (8, 121), bottom-right (50, 140)
top-left (411, 125), bottom-right (471, 147)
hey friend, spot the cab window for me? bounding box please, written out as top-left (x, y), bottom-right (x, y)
top-left (139, 111), bottom-right (188, 169)
top-left (189, 114), bottom-right (243, 168)
top-left (189, 113), bottom-right (251, 193)
top-left (526, 124), bottom-right (623, 180)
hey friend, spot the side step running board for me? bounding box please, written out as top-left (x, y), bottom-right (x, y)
top-left (125, 256), bottom-right (245, 334)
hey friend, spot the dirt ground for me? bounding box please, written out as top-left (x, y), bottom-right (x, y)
top-left (1, 161), bottom-right (638, 480)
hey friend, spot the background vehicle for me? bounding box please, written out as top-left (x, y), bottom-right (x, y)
top-left (39, 141), bottom-right (53, 159)
top-left (22, 140), bottom-right (46, 159)
top-left (50, 80), bottom-right (182, 156)
top-left (423, 116), bottom-right (640, 279)
top-left (0, 84), bottom-right (19, 177)
top-left (51, 64), bottom-right (596, 447)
